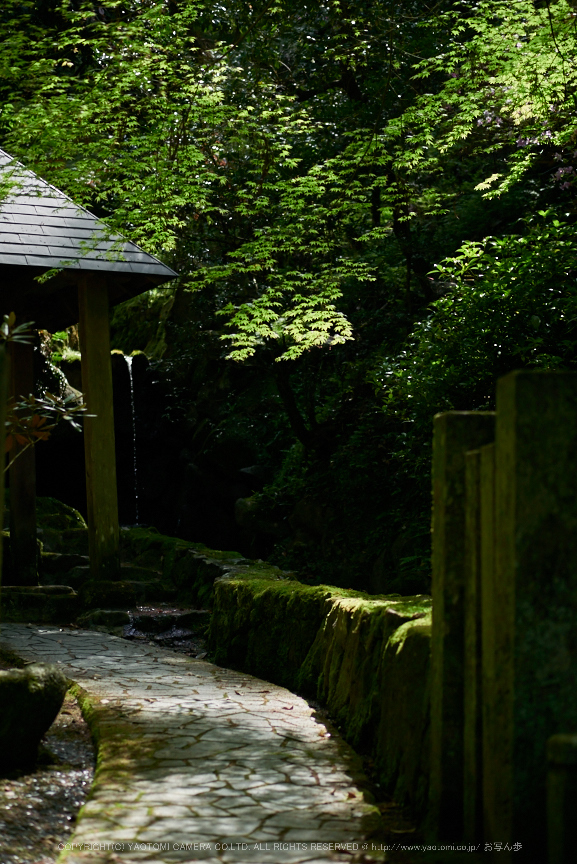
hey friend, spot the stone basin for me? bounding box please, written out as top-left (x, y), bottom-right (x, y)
top-left (0, 663), bottom-right (69, 771)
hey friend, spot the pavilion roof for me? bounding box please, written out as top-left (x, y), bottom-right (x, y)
top-left (0, 149), bottom-right (178, 330)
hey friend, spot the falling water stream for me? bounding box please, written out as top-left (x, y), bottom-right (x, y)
top-left (125, 355), bottom-right (139, 524)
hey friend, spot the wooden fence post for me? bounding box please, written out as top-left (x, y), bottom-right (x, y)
top-left (480, 443), bottom-right (496, 847)
top-left (430, 411), bottom-right (495, 840)
top-left (486, 371), bottom-right (577, 859)
top-left (464, 448), bottom-right (483, 843)
top-left (547, 734), bottom-right (577, 864)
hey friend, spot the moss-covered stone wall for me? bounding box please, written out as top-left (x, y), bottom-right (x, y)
top-left (1, 499), bottom-right (432, 819)
top-left (208, 573), bottom-right (432, 818)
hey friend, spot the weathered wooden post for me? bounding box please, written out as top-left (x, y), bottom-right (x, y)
top-left (0, 338), bottom-right (8, 611)
top-left (485, 371), bottom-right (577, 859)
top-left (430, 411), bottom-right (495, 840)
top-left (7, 340), bottom-right (38, 585)
top-left (464, 448), bottom-right (483, 843)
top-left (547, 734), bottom-right (577, 864)
top-left (479, 442), bottom-right (496, 846)
top-left (464, 440), bottom-right (497, 846)
top-left (78, 273), bottom-right (120, 580)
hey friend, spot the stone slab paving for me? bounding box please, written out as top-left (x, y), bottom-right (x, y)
top-left (0, 624), bottom-right (384, 864)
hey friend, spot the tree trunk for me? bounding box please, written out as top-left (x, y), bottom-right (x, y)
top-left (273, 363), bottom-right (316, 450)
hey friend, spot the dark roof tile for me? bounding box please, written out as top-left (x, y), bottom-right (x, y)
top-left (0, 252), bottom-right (28, 266)
top-left (24, 254), bottom-right (80, 268)
top-left (0, 149), bottom-right (177, 280)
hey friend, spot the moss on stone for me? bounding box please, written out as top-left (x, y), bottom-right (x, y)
top-left (0, 646), bottom-right (25, 668)
top-left (195, 547), bottom-right (244, 561)
top-left (0, 663), bottom-right (70, 770)
top-left (375, 614), bottom-right (432, 818)
top-left (1, 586), bottom-right (80, 623)
top-left (35, 497), bottom-right (87, 530)
top-left (120, 526), bottom-right (195, 576)
top-left (4, 494), bottom-right (88, 556)
top-left (209, 577), bottom-right (334, 687)
top-left (119, 526), bottom-right (213, 586)
top-left (67, 683), bottom-right (159, 827)
top-left (109, 289), bottom-right (175, 358)
top-left (209, 573), bottom-right (432, 817)
top-left (3, 493), bottom-right (87, 533)
top-left (39, 527), bottom-right (89, 556)
top-left (119, 525), bottom-right (250, 607)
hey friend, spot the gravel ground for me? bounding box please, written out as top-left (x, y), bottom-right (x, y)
top-left (0, 656), bottom-right (95, 864)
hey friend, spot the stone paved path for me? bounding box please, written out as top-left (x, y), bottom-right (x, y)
top-left (0, 624), bottom-right (383, 864)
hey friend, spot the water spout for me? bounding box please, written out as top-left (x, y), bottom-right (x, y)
top-left (125, 355), bottom-right (139, 524)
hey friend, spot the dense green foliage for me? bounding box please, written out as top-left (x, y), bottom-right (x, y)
top-left (2, 0), bottom-right (577, 590)
top-left (380, 216), bottom-right (577, 422)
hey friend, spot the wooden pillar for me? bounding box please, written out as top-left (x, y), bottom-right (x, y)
top-left (429, 411), bottom-right (495, 840)
top-left (480, 443), bottom-right (496, 846)
top-left (78, 273), bottom-right (120, 580)
top-left (486, 371), bottom-right (577, 859)
top-left (0, 341), bottom-right (7, 606)
top-left (547, 734), bottom-right (577, 864)
top-left (8, 340), bottom-right (38, 586)
top-left (464, 448), bottom-right (483, 843)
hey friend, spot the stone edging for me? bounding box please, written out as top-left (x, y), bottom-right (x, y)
top-left (2, 515), bottom-right (433, 821)
top-left (207, 574), bottom-right (432, 818)
top-left (1, 624), bottom-right (385, 864)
